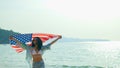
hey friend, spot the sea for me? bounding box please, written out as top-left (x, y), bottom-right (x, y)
top-left (0, 41), bottom-right (120, 68)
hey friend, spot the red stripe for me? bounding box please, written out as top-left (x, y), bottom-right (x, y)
top-left (12, 46), bottom-right (20, 48)
top-left (16, 49), bottom-right (24, 53)
top-left (32, 33), bottom-right (57, 42)
top-left (11, 45), bottom-right (24, 53)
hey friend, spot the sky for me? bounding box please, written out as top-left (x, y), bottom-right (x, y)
top-left (0, 0), bottom-right (120, 40)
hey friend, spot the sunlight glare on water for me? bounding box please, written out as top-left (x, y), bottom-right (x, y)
top-left (87, 41), bottom-right (120, 68)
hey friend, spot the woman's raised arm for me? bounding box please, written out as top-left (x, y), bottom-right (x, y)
top-left (49, 35), bottom-right (62, 45)
top-left (9, 36), bottom-right (28, 49)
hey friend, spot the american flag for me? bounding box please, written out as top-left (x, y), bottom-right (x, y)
top-left (9, 33), bottom-right (58, 53)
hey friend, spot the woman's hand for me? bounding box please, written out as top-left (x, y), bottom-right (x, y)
top-left (58, 35), bottom-right (62, 39)
top-left (9, 36), bottom-right (14, 40)
top-left (9, 36), bottom-right (17, 41)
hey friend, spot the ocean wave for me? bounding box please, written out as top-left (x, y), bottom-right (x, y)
top-left (48, 65), bottom-right (104, 68)
top-left (62, 65), bottom-right (104, 68)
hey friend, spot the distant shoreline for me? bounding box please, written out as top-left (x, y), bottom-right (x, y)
top-left (0, 28), bottom-right (19, 44)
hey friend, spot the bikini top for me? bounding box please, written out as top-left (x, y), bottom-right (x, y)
top-left (31, 49), bottom-right (42, 55)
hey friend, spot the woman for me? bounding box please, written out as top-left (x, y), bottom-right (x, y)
top-left (9, 35), bottom-right (62, 68)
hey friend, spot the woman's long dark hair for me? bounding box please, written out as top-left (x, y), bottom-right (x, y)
top-left (32, 37), bottom-right (43, 51)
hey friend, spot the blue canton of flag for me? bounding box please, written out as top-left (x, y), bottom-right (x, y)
top-left (10, 34), bottom-right (32, 45)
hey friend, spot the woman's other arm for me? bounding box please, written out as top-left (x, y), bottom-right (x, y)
top-left (42, 35), bottom-right (62, 50)
top-left (48, 35), bottom-right (62, 45)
